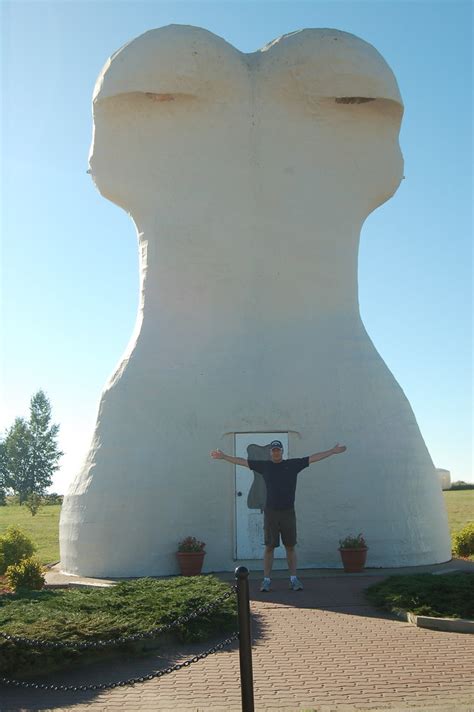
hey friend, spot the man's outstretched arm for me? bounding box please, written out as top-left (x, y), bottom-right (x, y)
top-left (210, 449), bottom-right (250, 468)
top-left (308, 443), bottom-right (347, 464)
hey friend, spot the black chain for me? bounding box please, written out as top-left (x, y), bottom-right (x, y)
top-left (0, 585), bottom-right (237, 651)
top-left (0, 631), bottom-right (239, 691)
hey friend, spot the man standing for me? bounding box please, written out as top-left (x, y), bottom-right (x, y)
top-left (210, 440), bottom-right (347, 591)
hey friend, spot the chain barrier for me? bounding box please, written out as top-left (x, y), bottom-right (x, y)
top-left (0, 631), bottom-right (239, 692)
top-left (0, 585), bottom-right (237, 651)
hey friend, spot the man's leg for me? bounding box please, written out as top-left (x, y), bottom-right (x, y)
top-left (285, 545), bottom-right (297, 576)
top-left (264, 546), bottom-right (275, 578)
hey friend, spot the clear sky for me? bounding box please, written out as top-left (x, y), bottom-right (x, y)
top-left (1, 0), bottom-right (472, 492)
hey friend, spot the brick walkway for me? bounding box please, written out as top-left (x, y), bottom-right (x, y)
top-left (1, 576), bottom-right (473, 712)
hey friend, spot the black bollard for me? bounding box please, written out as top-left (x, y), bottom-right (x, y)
top-left (235, 566), bottom-right (255, 712)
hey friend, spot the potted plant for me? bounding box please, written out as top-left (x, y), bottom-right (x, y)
top-left (177, 536), bottom-right (206, 576)
top-left (338, 533), bottom-right (368, 573)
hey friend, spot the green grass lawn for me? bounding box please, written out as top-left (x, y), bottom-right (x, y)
top-left (443, 490), bottom-right (474, 534)
top-left (0, 490), bottom-right (472, 566)
top-left (0, 504), bottom-right (61, 564)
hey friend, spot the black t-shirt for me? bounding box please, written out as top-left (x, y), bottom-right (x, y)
top-left (247, 457), bottom-right (310, 510)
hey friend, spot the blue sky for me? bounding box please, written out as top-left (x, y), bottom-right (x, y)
top-left (1, 0), bottom-right (472, 492)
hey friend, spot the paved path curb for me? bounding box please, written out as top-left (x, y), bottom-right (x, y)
top-left (392, 608), bottom-right (474, 634)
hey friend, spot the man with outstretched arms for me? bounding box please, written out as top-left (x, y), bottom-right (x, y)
top-left (210, 440), bottom-right (347, 592)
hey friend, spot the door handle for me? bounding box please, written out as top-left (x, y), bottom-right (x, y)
top-left (237, 491), bottom-right (242, 496)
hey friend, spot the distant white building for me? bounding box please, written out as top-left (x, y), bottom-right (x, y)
top-left (437, 469), bottom-right (452, 490)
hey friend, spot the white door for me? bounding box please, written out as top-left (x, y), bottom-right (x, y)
top-left (235, 432), bottom-right (289, 559)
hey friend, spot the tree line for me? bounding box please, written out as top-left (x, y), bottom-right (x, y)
top-left (0, 390), bottom-right (63, 512)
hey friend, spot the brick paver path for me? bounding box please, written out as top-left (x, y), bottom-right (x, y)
top-left (1, 576), bottom-right (473, 711)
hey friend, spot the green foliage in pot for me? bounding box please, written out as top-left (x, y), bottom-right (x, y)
top-left (339, 533), bottom-right (367, 549)
top-left (178, 536), bottom-right (206, 553)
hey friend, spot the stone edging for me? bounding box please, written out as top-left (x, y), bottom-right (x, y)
top-left (392, 607), bottom-right (474, 634)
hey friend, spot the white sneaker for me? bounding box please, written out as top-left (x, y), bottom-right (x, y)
top-left (260, 579), bottom-right (271, 592)
top-left (290, 577), bottom-right (303, 591)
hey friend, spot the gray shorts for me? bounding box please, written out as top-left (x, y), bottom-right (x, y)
top-left (264, 508), bottom-right (297, 548)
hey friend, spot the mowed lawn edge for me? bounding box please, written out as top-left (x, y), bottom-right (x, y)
top-left (0, 490), bottom-right (473, 565)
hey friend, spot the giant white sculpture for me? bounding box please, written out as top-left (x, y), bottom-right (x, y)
top-left (60, 26), bottom-right (451, 576)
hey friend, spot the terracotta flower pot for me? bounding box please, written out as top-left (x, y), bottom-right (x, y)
top-left (176, 551), bottom-right (206, 576)
top-left (338, 547), bottom-right (368, 573)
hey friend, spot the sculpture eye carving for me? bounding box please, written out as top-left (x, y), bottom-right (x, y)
top-left (144, 92), bottom-right (196, 102)
top-left (146, 92), bottom-right (175, 102)
top-left (335, 97), bottom-right (376, 104)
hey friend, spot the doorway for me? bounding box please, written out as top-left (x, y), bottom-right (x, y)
top-left (234, 432), bottom-right (289, 559)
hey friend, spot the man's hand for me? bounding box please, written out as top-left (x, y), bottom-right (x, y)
top-left (309, 444), bottom-right (347, 464)
top-left (210, 449), bottom-right (225, 459)
top-left (210, 450), bottom-right (249, 467)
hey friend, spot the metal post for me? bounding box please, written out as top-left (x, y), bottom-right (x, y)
top-left (235, 566), bottom-right (255, 712)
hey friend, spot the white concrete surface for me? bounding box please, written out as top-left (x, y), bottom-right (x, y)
top-left (60, 25), bottom-right (451, 577)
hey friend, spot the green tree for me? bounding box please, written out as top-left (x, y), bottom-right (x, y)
top-left (28, 390), bottom-right (63, 496)
top-left (2, 391), bottom-right (63, 505)
top-left (2, 418), bottom-right (32, 503)
top-left (25, 492), bottom-right (42, 516)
